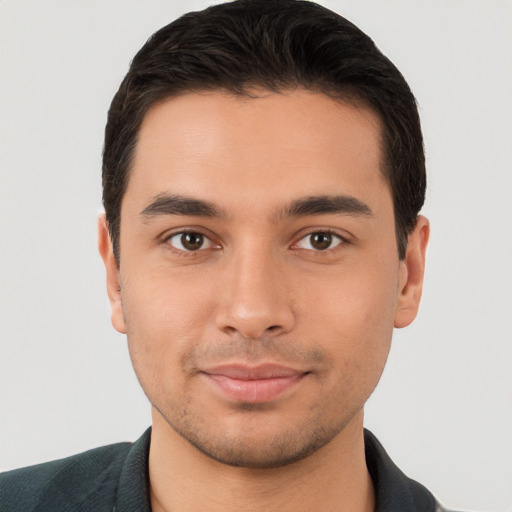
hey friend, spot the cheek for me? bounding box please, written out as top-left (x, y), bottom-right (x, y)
top-left (122, 266), bottom-right (215, 333)
top-left (120, 272), bottom-right (214, 395)
top-left (303, 260), bottom-right (399, 373)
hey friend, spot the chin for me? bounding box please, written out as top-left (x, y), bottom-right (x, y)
top-left (162, 404), bottom-right (346, 469)
top-left (184, 429), bottom-right (333, 469)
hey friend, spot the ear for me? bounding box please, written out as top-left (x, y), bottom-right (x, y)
top-left (394, 215), bottom-right (430, 328)
top-left (98, 215), bottom-right (126, 334)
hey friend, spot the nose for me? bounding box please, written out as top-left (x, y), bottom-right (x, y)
top-left (215, 246), bottom-right (295, 339)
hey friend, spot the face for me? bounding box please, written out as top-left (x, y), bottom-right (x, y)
top-left (99, 89), bottom-right (428, 468)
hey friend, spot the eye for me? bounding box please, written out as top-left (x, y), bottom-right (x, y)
top-left (295, 231), bottom-right (344, 251)
top-left (166, 231), bottom-right (217, 252)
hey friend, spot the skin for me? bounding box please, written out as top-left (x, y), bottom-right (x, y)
top-left (99, 89), bottom-right (429, 512)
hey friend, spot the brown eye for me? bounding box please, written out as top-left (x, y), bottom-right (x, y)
top-left (181, 232), bottom-right (204, 251)
top-left (310, 232), bottom-right (332, 250)
top-left (167, 231), bottom-right (214, 252)
top-left (295, 231), bottom-right (343, 251)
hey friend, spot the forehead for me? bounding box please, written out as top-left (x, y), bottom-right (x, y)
top-left (125, 89), bottom-right (388, 214)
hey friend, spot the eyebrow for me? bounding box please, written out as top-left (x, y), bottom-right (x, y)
top-left (140, 193), bottom-right (373, 221)
top-left (140, 194), bottom-right (226, 219)
top-left (279, 195), bottom-right (373, 219)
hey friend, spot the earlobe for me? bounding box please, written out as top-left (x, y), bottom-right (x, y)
top-left (97, 215), bottom-right (126, 334)
top-left (394, 215), bottom-right (430, 328)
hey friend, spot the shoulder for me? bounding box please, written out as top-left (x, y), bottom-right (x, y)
top-left (0, 441), bottom-right (132, 512)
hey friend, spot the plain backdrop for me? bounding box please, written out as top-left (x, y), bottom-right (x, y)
top-left (1, 1), bottom-right (511, 511)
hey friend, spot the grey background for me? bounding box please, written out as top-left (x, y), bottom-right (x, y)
top-left (1, 1), bottom-right (511, 510)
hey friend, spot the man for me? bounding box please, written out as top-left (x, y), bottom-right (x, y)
top-left (1, 1), bottom-right (454, 510)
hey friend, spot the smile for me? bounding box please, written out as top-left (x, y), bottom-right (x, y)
top-left (201, 364), bottom-right (309, 403)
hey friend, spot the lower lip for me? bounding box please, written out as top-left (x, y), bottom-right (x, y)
top-left (204, 373), bottom-right (306, 403)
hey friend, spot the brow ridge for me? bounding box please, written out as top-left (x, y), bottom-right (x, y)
top-left (140, 194), bottom-right (225, 219)
top-left (280, 195), bottom-right (373, 219)
top-left (140, 193), bottom-right (372, 222)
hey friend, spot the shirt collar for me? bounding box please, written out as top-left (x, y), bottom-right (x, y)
top-left (115, 427), bottom-right (152, 512)
top-left (364, 429), bottom-right (438, 511)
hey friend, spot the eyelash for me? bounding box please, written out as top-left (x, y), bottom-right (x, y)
top-left (163, 228), bottom-right (349, 255)
top-left (164, 229), bottom-right (219, 256)
top-left (292, 229), bottom-right (346, 252)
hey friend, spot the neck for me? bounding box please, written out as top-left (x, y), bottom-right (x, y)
top-left (149, 408), bottom-right (374, 512)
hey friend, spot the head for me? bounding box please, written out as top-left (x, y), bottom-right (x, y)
top-left (102, 0), bottom-right (425, 264)
top-left (99, 0), bottom-right (429, 469)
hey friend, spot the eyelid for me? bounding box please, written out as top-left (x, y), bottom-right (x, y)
top-left (163, 228), bottom-right (221, 252)
top-left (291, 229), bottom-right (349, 251)
top-left (160, 226), bottom-right (350, 254)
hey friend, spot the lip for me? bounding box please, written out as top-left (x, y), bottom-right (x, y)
top-left (201, 364), bottom-right (308, 403)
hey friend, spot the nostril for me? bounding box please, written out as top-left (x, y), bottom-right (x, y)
top-left (266, 325), bottom-right (280, 332)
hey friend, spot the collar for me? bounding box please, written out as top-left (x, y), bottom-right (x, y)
top-left (115, 427), bottom-right (152, 512)
top-left (364, 429), bottom-right (440, 511)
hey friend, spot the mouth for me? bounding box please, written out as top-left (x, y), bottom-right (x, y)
top-left (200, 364), bottom-right (309, 403)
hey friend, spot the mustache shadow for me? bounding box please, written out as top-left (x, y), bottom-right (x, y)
top-left (182, 336), bottom-right (326, 370)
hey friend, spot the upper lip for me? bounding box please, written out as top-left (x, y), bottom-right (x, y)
top-left (202, 364), bottom-right (306, 380)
